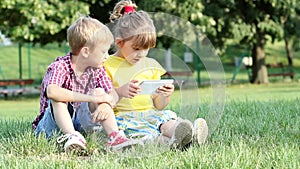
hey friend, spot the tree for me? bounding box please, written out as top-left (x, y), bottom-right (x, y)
top-left (0, 0), bottom-right (91, 79)
top-left (281, 1), bottom-right (300, 66)
top-left (139, 0), bottom-right (212, 49)
top-left (0, 0), bottom-right (90, 45)
top-left (202, 0), bottom-right (300, 84)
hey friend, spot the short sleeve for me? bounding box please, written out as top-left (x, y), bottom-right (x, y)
top-left (150, 59), bottom-right (166, 80)
top-left (103, 64), bottom-right (113, 80)
top-left (95, 66), bottom-right (113, 93)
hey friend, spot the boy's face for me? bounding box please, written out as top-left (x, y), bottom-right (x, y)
top-left (120, 39), bottom-right (149, 64)
top-left (88, 43), bottom-right (111, 68)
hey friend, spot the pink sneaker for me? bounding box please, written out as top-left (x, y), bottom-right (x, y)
top-left (106, 131), bottom-right (143, 152)
top-left (57, 131), bottom-right (87, 154)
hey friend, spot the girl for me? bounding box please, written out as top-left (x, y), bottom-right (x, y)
top-left (104, 0), bottom-right (208, 150)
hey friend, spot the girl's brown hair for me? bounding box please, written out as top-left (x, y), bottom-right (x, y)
top-left (110, 0), bottom-right (156, 49)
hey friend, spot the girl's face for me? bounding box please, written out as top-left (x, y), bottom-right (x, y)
top-left (118, 39), bottom-right (149, 64)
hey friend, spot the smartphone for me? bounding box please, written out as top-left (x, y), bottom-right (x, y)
top-left (139, 79), bottom-right (174, 94)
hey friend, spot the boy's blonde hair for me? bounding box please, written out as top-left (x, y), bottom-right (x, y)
top-left (67, 16), bottom-right (114, 55)
top-left (110, 0), bottom-right (156, 49)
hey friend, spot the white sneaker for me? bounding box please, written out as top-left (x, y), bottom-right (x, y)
top-left (57, 131), bottom-right (87, 154)
top-left (169, 120), bottom-right (193, 149)
top-left (193, 118), bottom-right (208, 144)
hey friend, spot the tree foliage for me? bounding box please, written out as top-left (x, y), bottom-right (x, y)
top-left (1, 0), bottom-right (299, 84)
top-left (140, 0), bottom-right (300, 84)
top-left (139, 0), bottom-right (212, 49)
top-left (201, 0), bottom-right (300, 83)
top-left (0, 0), bottom-right (90, 45)
top-left (281, 1), bottom-right (300, 66)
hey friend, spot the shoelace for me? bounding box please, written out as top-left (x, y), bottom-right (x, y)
top-left (129, 133), bottom-right (154, 143)
top-left (57, 133), bottom-right (74, 143)
top-left (129, 132), bottom-right (147, 139)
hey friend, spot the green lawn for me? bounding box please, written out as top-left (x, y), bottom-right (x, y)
top-left (0, 43), bottom-right (65, 83)
top-left (1, 40), bottom-right (300, 168)
top-left (0, 83), bottom-right (300, 168)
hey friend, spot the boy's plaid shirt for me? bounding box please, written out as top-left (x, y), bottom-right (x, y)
top-left (32, 53), bottom-right (112, 129)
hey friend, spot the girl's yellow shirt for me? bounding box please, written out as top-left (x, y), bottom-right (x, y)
top-left (104, 55), bottom-right (166, 114)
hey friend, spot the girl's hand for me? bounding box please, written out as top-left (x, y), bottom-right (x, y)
top-left (116, 79), bottom-right (141, 99)
top-left (91, 103), bottom-right (114, 122)
top-left (156, 83), bottom-right (174, 97)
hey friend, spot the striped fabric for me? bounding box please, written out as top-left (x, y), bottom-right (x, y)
top-left (116, 109), bottom-right (177, 141)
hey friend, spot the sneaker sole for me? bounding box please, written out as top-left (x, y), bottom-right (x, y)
top-left (194, 118), bottom-right (208, 144)
top-left (169, 121), bottom-right (193, 149)
top-left (108, 139), bottom-right (144, 152)
top-left (65, 143), bottom-right (87, 155)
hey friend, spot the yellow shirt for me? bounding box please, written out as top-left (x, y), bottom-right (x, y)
top-left (104, 56), bottom-right (166, 114)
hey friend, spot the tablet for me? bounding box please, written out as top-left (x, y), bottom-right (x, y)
top-left (139, 79), bottom-right (174, 94)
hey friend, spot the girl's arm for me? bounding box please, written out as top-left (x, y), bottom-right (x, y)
top-left (152, 84), bottom-right (174, 110)
top-left (115, 79), bottom-right (141, 99)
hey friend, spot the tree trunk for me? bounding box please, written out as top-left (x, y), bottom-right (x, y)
top-left (250, 37), bottom-right (269, 84)
top-left (284, 36), bottom-right (293, 66)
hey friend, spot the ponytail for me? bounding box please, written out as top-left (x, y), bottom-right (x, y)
top-left (109, 0), bottom-right (156, 49)
top-left (109, 0), bottom-right (137, 22)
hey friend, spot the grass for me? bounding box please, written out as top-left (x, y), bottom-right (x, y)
top-left (0, 43), bottom-right (65, 83)
top-left (1, 83), bottom-right (300, 168)
top-left (1, 41), bottom-right (300, 168)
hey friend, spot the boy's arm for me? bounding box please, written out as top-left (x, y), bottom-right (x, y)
top-left (91, 103), bottom-right (114, 123)
top-left (109, 88), bottom-right (119, 107)
top-left (46, 84), bottom-right (112, 105)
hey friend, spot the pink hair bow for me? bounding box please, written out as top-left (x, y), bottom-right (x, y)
top-left (124, 6), bottom-right (135, 14)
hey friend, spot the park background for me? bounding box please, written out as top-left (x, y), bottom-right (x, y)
top-left (0, 0), bottom-right (300, 168)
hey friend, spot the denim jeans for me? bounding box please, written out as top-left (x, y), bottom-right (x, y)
top-left (35, 101), bottom-right (102, 138)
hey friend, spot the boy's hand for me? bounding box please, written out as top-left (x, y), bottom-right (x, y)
top-left (116, 79), bottom-right (141, 99)
top-left (156, 84), bottom-right (174, 97)
top-left (91, 88), bottom-right (113, 106)
top-left (91, 103), bottom-right (113, 123)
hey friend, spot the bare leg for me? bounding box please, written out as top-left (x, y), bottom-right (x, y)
top-left (155, 135), bottom-right (170, 144)
top-left (89, 88), bottom-right (119, 135)
top-left (89, 102), bottom-right (118, 135)
top-left (51, 100), bottom-right (75, 134)
top-left (160, 119), bottom-right (178, 139)
top-left (99, 107), bottom-right (118, 135)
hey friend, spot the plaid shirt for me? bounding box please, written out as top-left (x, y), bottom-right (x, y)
top-left (32, 53), bottom-right (112, 129)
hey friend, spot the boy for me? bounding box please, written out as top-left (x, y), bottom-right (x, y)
top-left (32, 16), bottom-right (141, 153)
